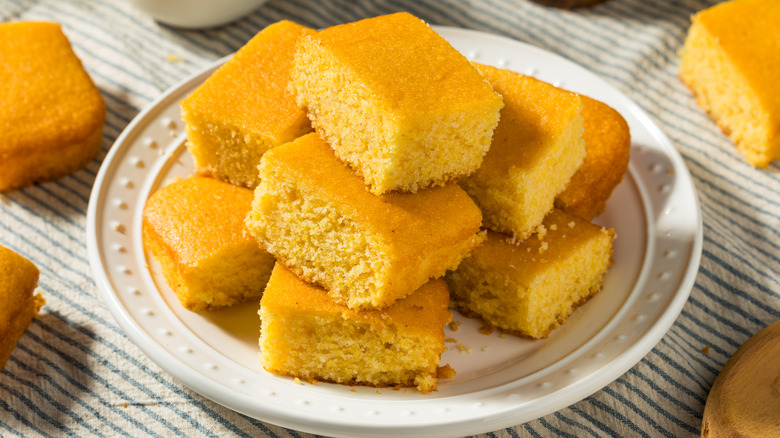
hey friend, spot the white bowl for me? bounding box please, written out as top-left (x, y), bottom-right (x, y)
top-left (131, 0), bottom-right (267, 29)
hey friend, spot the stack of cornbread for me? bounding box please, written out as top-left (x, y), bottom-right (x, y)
top-left (143, 12), bottom-right (630, 393)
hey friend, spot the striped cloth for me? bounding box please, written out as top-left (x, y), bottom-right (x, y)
top-left (1, 0), bottom-right (778, 436)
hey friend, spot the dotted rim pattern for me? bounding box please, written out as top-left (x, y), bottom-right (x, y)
top-left (86, 27), bottom-right (703, 438)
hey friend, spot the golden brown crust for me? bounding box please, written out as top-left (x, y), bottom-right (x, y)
top-left (556, 95), bottom-right (631, 221)
top-left (142, 176), bottom-right (275, 311)
top-left (0, 245), bottom-right (42, 370)
top-left (0, 22), bottom-right (105, 193)
top-left (451, 284), bottom-right (601, 339)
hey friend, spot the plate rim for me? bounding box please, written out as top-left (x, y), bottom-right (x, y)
top-left (87, 25), bottom-right (703, 437)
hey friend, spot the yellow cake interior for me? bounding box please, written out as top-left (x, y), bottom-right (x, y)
top-left (0, 245), bottom-right (44, 370)
top-left (180, 20), bottom-right (314, 188)
top-left (461, 64), bottom-right (585, 239)
top-left (446, 209), bottom-right (614, 339)
top-left (555, 95), bottom-right (631, 221)
top-left (246, 132), bottom-right (484, 309)
top-left (142, 177), bottom-right (275, 311)
top-left (291, 12), bottom-right (503, 194)
top-left (0, 21), bottom-right (105, 193)
top-left (260, 264), bottom-right (451, 393)
top-left (678, 0), bottom-right (780, 167)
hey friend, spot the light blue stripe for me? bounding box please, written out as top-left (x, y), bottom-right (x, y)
top-left (584, 396), bottom-right (650, 438)
top-left (505, 427), bottom-right (522, 438)
top-left (0, 422), bottom-right (27, 438)
top-left (662, 331), bottom-right (721, 376)
top-left (698, 263), bottom-right (780, 317)
top-left (29, 324), bottom-right (197, 438)
top-left (522, 423), bottom-right (543, 438)
top-left (0, 395), bottom-right (53, 438)
top-left (0, 242), bottom-right (212, 433)
top-left (18, 11), bottom-right (162, 100)
top-left (13, 342), bottom-right (151, 438)
top-left (269, 0), bottom-right (348, 28)
top-left (686, 294), bottom-right (756, 339)
top-left (0, 214), bottom-right (91, 275)
top-left (602, 386), bottom-right (675, 438)
top-left (648, 326), bottom-right (736, 391)
top-left (4, 365), bottom-right (107, 437)
top-left (95, 1), bottom-right (238, 57)
top-left (701, 203), bottom-right (780, 264)
top-left (539, 417), bottom-right (578, 438)
top-left (553, 411), bottom-right (601, 438)
top-left (24, 328), bottom-right (187, 437)
top-left (0, 380), bottom-right (75, 436)
top-left (615, 376), bottom-right (700, 434)
top-left (42, 1), bottom-right (191, 79)
top-left (569, 405), bottom-right (620, 437)
top-left (633, 353), bottom-right (708, 407)
top-left (0, 233), bottom-right (270, 436)
top-left (673, 313), bottom-right (736, 359)
top-left (38, 308), bottom-right (262, 438)
top-left (463, 1), bottom-right (780, 198)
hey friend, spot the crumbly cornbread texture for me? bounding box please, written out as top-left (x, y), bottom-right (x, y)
top-left (0, 21), bottom-right (105, 193)
top-left (291, 12), bottom-right (503, 195)
top-left (180, 21), bottom-right (314, 188)
top-left (679, 0), bottom-right (780, 167)
top-left (259, 264), bottom-right (451, 393)
top-left (245, 132), bottom-right (485, 310)
top-left (142, 177), bottom-right (275, 311)
top-left (446, 209), bottom-right (614, 339)
top-left (460, 64), bottom-right (586, 239)
top-left (0, 245), bottom-right (44, 371)
top-left (556, 95), bottom-right (631, 221)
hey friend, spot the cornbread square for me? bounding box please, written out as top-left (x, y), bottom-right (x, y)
top-left (460, 64), bottom-right (586, 239)
top-left (259, 264), bottom-right (451, 393)
top-left (180, 21), bottom-right (314, 188)
top-left (0, 245), bottom-right (44, 371)
top-left (679, 0), bottom-right (780, 167)
top-left (555, 95), bottom-right (631, 221)
top-left (245, 132), bottom-right (485, 309)
top-left (142, 177), bottom-right (275, 311)
top-left (0, 22), bottom-right (105, 193)
top-left (291, 12), bottom-right (503, 195)
top-left (445, 209), bottom-right (614, 339)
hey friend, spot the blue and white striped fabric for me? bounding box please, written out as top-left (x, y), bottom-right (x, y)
top-left (1, 0), bottom-right (778, 436)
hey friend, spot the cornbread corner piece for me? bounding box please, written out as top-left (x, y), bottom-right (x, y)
top-left (461, 64), bottom-right (586, 239)
top-left (679, 0), bottom-right (780, 168)
top-left (445, 209), bottom-right (615, 339)
top-left (555, 95), bottom-right (631, 221)
top-left (259, 264), bottom-right (452, 393)
top-left (291, 12), bottom-right (503, 195)
top-left (0, 21), bottom-right (105, 193)
top-left (0, 245), bottom-right (45, 371)
top-left (142, 177), bottom-right (275, 311)
top-left (246, 132), bottom-right (485, 310)
top-left (180, 21), bottom-right (314, 188)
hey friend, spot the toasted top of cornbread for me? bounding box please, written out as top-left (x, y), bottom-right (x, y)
top-left (473, 209), bottom-right (612, 278)
top-left (262, 132), bottom-right (483, 251)
top-left (557, 95), bottom-right (631, 221)
top-left (142, 177), bottom-right (259, 268)
top-left (472, 63), bottom-right (583, 174)
top-left (180, 21), bottom-right (313, 145)
top-left (692, 0), bottom-right (780, 124)
top-left (0, 245), bottom-right (40, 331)
top-left (263, 264), bottom-right (451, 336)
top-left (301, 12), bottom-right (501, 118)
top-left (0, 21), bottom-right (105, 156)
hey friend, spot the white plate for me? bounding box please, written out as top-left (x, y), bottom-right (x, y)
top-left (87, 27), bottom-right (702, 438)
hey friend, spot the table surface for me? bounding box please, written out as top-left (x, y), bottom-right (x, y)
top-left (2, 0), bottom-right (778, 437)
